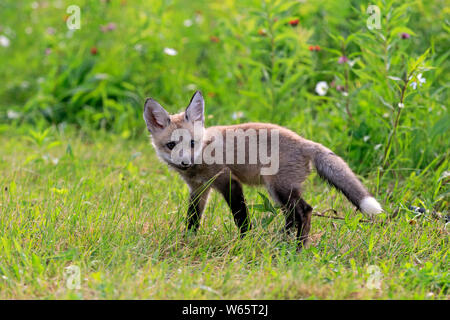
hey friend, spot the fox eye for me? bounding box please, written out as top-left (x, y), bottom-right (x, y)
top-left (166, 141), bottom-right (176, 150)
top-left (190, 140), bottom-right (195, 148)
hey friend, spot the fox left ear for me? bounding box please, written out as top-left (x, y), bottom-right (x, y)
top-left (185, 91), bottom-right (204, 124)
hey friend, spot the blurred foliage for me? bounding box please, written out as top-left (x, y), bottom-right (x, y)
top-left (0, 0), bottom-right (448, 174)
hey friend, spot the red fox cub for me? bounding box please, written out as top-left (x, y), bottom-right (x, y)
top-left (143, 91), bottom-right (383, 248)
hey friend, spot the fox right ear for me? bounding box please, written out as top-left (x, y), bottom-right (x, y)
top-left (143, 98), bottom-right (170, 133)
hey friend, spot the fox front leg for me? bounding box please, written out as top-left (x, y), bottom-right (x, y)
top-left (216, 177), bottom-right (251, 237)
top-left (186, 185), bottom-right (211, 233)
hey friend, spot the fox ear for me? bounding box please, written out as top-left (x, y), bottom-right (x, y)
top-left (185, 91), bottom-right (204, 124)
top-left (143, 98), bottom-right (170, 133)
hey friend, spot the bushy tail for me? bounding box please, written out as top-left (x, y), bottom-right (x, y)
top-left (312, 144), bottom-right (383, 216)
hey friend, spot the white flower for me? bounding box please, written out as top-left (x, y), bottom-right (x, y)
top-left (186, 84), bottom-right (197, 91)
top-left (7, 110), bottom-right (20, 119)
top-left (409, 73), bottom-right (426, 90)
top-left (183, 19), bottom-right (193, 27)
top-left (134, 44), bottom-right (143, 52)
top-left (315, 81), bottom-right (328, 96)
top-left (163, 47), bottom-right (177, 56)
top-left (0, 35), bottom-right (10, 47)
top-left (398, 103), bottom-right (404, 109)
top-left (232, 111), bottom-right (244, 120)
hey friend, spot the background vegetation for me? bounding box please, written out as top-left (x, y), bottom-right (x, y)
top-left (0, 0), bottom-right (448, 299)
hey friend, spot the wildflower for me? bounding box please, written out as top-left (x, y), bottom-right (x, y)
top-left (309, 45), bottom-right (321, 52)
top-left (314, 45), bottom-right (320, 51)
top-left (195, 11), bottom-right (203, 24)
top-left (338, 56), bottom-right (349, 64)
top-left (90, 47), bottom-right (98, 55)
top-left (398, 103), bottom-right (404, 109)
top-left (336, 85), bottom-right (345, 92)
top-left (232, 111), bottom-right (244, 120)
top-left (101, 23), bottom-right (117, 32)
top-left (46, 27), bottom-right (56, 35)
top-left (163, 47), bottom-right (177, 56)
top-left (45, 48), bottom-right (52, 55)
top-left (7, 110), bottom-right (20, 119)
top-left (289, 18), bottom-right (299, 27)
top-left (0, 35), bottom-right (10, 47)
top-left (183, 19), bottom-right (193, 27)
top-left (400, 32), bottom-right (410, 39)
top-left (409, 73), bottom-right (426, 89)
top-left (186, 84), bottom-right (197, 91)
top-left (107, 22), bottom-right (116, 31)
top-left (258, 29), bottom-right (267, 36)
top-left (134, 44), bottom-right (143, 52)
top-left (210, 36), bottom-right (220, 43)
top-left (315, 81), bottom-right (328, 96)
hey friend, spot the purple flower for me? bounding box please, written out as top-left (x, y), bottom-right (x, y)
top-left (100, 23), bottom-right (117, 33)
top-left (107, 23), bottom-right (116, 31)
top-left (338, 56), bottom-right (349, 64)
top-left (400, 32), bottom-right (410, 39)
top-left (46, 27), bottom-right (56, 35)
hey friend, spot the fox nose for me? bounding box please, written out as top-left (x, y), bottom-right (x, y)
top-left (181, 161), bottom-right (190, 167)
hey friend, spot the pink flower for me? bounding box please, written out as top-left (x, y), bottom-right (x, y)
top-left (400, 32), bottom-right (410, 39)
top-left (107, 23), bottom-right (116, 31)
top-left (338, 56), bottom-right (349, 64)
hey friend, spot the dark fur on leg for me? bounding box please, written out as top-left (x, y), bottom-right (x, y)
top-left (273, 187), bottom-right (312, 249)
top-left (186, 187), bottom-right (210, 233)
top-left (217, 178), bottom-right (251, 237)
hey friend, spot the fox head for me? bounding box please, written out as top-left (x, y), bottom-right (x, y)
top-left (143, 91), bottom-right (205, 170)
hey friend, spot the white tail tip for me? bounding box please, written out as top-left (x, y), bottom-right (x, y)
top-left (360, 197), bottom-right (383, 216)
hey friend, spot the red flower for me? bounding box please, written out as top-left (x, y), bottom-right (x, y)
top-left (210, 36), bottom-right (220, 43)
top-left (314, 45), bottom-right (321, 51)
top-left (90, 47), bottom-right (98, 55)
top-left (289, 18), bottom-right (299, 26)
top-left (309, 45), bottom-right (321, 52)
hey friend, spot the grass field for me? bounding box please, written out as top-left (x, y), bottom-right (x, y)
top-left (0, 127), bottom-right (447, 299)
top-left (0, 0), bottom-right (448, 299)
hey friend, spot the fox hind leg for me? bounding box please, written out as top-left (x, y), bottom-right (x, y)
top-left (268, 184), bottom-right (313, 249)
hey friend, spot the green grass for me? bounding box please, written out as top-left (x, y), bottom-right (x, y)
top-left (0, 0), bottom-right (448, 300)
top-left (0, 127), bottom-right (448, 299)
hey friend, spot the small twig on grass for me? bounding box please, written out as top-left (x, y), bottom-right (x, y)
top-left (312, 209), bottom-right (376, 224)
